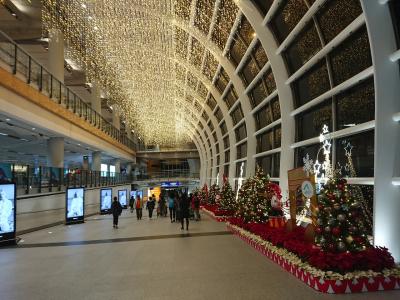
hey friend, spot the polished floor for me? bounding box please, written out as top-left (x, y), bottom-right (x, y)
top-left (0, 211), bottom-right (399, 300)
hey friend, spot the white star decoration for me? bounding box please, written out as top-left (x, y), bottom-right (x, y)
top-left (313, 160), bottom-right (321, 176)
top-left (322, 140), bottom-right (332, 155)
top-left (344, 142), bottom-right (353, 157)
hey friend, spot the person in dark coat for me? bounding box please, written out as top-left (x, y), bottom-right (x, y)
top-left (180, 193), bottom-right (190, 230)
top-left (146, 196), bottom-right (156, 219)
top-left (111, 196), bottom-right (123, 228)
top-left (129, 195), bottom-right (135, 213)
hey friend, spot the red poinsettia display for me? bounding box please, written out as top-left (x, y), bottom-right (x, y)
top-left (229, 217), bottom-right (395, 274)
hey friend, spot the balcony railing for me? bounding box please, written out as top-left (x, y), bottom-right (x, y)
top-left (0, 162), bottom-right (132, 196)
top-left (0, 30), bottom-right (137, 151)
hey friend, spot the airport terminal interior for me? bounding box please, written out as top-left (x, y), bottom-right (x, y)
top-left (0, 0), bottom-right (400, 299)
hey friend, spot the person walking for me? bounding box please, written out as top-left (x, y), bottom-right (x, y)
top-left (111, 196), bottom-right (123, 228)
top-left (147, 195), bottom-right (156, 219)
top-left (168, 191), bottom-right (176, 223)
top-left (135, 195), bottom-right (143, 220)
top-left (180, 193), bottom-right (190, 230)
top-left (129, 195), bottom-right (135, 213)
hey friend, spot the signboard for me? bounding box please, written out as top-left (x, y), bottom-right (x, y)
top-left (0, 183), bottom-right (16, 244)
top-left (100, 188), bottom-right (112, 214)
top-left (287, 168), bottom-right (317, 240)
top-left (118, 189), bottom-right (128, 209)
top-left (161, 181), bottom-right (180, 188)
top-left (66, 188), bottom-right (85, 224)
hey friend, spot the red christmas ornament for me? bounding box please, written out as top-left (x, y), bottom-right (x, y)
top-left (315, 227), bottom-right (323, 234)
top-left (332, 227), bottom-right (341, 236)
top-left (328, 243), bottom-right (335, 252)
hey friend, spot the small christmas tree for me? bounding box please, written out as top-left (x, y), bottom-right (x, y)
top-left (236, 168), bottom-right (271, 223)
top-left (315, 177), bottom-right (371, 253)
top-left (208, 184), bottom-right (220, 205)
top-left (219, 180), bottom-right (236, 211)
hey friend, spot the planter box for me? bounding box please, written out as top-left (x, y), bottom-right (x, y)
top-left (227, 223), bottom-right (400, 294)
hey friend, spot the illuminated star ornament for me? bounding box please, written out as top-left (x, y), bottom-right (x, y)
top-left (344, 142), bottom-right (353, 157)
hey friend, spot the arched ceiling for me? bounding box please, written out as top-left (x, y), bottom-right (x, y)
top-left (41, 0), bottom-right (270, 146)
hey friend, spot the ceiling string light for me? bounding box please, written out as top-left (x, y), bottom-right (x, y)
top-left (42, 0), bottom-right (239, 146)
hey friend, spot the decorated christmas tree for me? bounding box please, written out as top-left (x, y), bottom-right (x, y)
top-left (198, 184), bottom-right (208, 206)
top-left (315, 177), bottom-right (371, 253)
top-left (235, 168), bottom-right (271, 223)
top-left (219, 180), bottom-right (236, 211)
top-left (207, 184), bottom-right (220, 205)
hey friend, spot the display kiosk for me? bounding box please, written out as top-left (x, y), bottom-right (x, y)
top-left (118, 189), bottom-right (128, 209)
top-left (65, 187), bottom-right (85, 224)
top-left (0, 183), bottom-right (17, 245)
top-left (100, 188), bottom-right (112, 214)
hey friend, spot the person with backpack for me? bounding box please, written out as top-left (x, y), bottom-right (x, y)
top-left (111, 196), bottom-right (123, 228)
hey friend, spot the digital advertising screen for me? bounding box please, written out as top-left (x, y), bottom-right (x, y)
top-left (65, 188), bottom-right (85, 224)
top-left (0, 183), bottom-right (16, 242)
top-left (118, 189), bottom-right (128, 209)
top-left (100, 188), bottom-right (112, 214)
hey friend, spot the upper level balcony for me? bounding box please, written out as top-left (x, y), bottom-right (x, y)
top-left (0, 30), bottom-right (137, 153)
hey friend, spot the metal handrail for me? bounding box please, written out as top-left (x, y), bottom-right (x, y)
top-left (0, 30), bottom-right (137, 151)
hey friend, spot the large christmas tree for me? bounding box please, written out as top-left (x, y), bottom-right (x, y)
top-left (207, 184), bottom-right (220, 205)
top-left (315, 177), bottom-right (371, 253)
top-left (219, 180), bottom-right (236, 211)
top-left (236, 168), bottom-right (271, 223)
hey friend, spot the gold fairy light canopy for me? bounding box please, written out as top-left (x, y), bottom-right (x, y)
top-left (41, 0), bottom-right (199, 145)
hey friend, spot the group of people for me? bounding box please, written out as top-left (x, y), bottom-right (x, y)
top-left (120, 190), bottom-right (201, 231)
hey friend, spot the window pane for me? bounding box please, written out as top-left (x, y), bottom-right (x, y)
top-left (240, 56), bottom-right (259, 86)
top-left (264, 68), bottom-right (276, 94)
top-left (292, 59), bottom-right (330, 107)
top-left (231, 104), bottom-right (244, 125)
top-left (214, 107), bottom-right (223, 123)
top-left (296, 100), bottom-right (332, 141)
top-left (336, 130), bottom-right (374, 177)
top-left (274, 126), bottom-right (282, 148)
top-left (271, 97), bottom-right (281, 120)
top-left (284, 22), bottom-right (322, 74)
top-left (220, 121), bottom-right (227, 136)
top-left (336, 77), bottom-right (375, 130)
top-left (317, 0), bottom-right (362, 44)
top-left (330, 26), bottom-right (372, 86)
top-left (256, 130), bottom-right (274, 153)
top-left (223, 136), bottom-right (230, 149)
top-left (269, 0), bottom-right (308, 44)
top-left (237, 142), bottom-right (247, 159)
top-left (239, 17), bottom-right (255, 46)
top-left (294, 143), bottom-right (322, 168)
top-left (207, 95), bottom-right (217, 110)
top-left (236, 161), bottom-right (247, 177)
top-left (249, 78), bottom-right (268, 108)
top-left (224, 85), bottom-right (238, 109)
top-left (235, 123), bottom-right (247, 142)
top-left (253, 41), bottom-right (269, 68)
top-left (225, 150), bottom-right (230, 163)
top-left (229, 35), bottom-right (247, 66)
top-left (224, 164), bottom-right (229, 177)
top-left (255, 103), bottom-right (273, 130)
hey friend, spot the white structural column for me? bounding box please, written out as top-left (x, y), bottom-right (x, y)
top-left (47, 137), bottom-right (64, 168)
top-left (114, 158), bottom-right (121, 173)
top-left (92, 151), bottom-right (102, 172)
top-left (48, 29), bottom-right (64, 83)
top-left (238, 1), bottom-right (295, 198)
top-left (82, 155), bottom-right (89, 170)
top-left (187, 158), bottom-right (201, 177)
top-left (91, 82), bottom-right (102, 115)
top-left (361, 0), bottom-right (400, 262)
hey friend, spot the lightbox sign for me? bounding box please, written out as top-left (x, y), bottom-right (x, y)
top-left (100, 188), bottom-right (112, 214)
top-left (118, 189), bottom-right (127, 209)
top-left (0, 183), bottom-right (16, 243)
top-left (65, 188), bottom-right (85, 224)
top-left (161, 182), bottom-right (181, 188)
